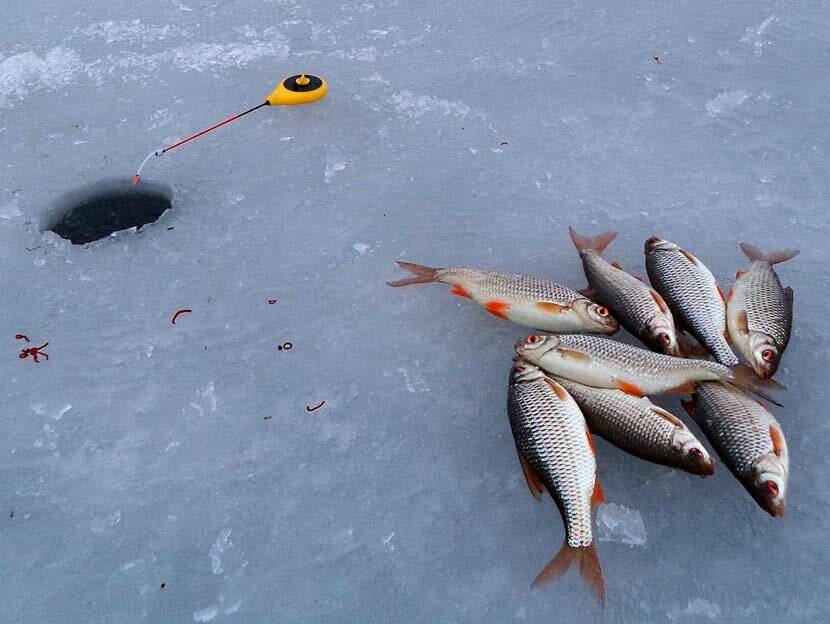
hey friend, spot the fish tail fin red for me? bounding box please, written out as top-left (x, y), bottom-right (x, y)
top-left (727, 365), bottom-right (785, 407)
top-left (739, 242), bottom-right (799, 266)
top-left (386, 261), bottom-right (442, 287)
top-left (568, 227), bottom-right (617, 255)
top-left (533, 541), bottom-right (605, 605)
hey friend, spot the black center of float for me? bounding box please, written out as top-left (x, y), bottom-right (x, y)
top-left (283, 74), bottom-right (324, 92)
top-left (47, 179), bottom-right (172, 245)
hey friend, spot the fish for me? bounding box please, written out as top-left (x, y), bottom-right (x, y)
top-left (682, 382), bottom-right (788, 517)
top-left (553, 376), bottom-right (715, 476)
top-left (644, 237), bottom-right (737, 366)
top-left (513, 333), bottom-right (782, 406)
top-left (508, 360), bottom-right (605, 603)
top-left (726, 243), bottom-right (798, 379)
top-left (568, 228), bottom-right (682, 356)
top-left (387, 262), bottom-right (618, 334)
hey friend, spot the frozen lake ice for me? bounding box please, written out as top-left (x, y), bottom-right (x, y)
top-left (1, 1), bottom-right (829, 621)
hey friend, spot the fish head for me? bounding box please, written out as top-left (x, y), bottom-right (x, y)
top-left (670, 429), bottom-right (715, 476)
top-left (513, 334), bottom-right (560, 364)
top-left (644, 236), bottom-right (679, 254)
top-left (645, 315), bottom-right (683, 356)
top-left (572, 298), bottom-right (619, 334)
top-left (749, 454), bottom-right (788, 517)
top-left (509, 360), bottom-right (545, 384)
top-left (747, 332), bottom-right (781, 379)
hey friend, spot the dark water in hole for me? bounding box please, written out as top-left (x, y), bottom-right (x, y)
top-left (47, 178), bottom-right (173, 245)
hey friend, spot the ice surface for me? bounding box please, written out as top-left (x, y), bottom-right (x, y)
top-left (595, 503), bottom-right (647, 547)
top-left (2, 1), bottom-right (829, 622)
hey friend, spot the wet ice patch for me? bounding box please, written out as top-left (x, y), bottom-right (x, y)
top-left (668, 598), bottom-right (721, 620)
top-left (595, 503), bottom-right (647, 546)
top-left (209, 528), bottom-right (232, 575)
top-left (0, 47), bottom-right (80, 108)
top-left (391, 90), bottom-right (471, 120)
top-left (705, 90), bottom-right (749, 116)
top-left (0, 199), bottom-right (21, 219)
top-left (193, 605), bottom-right (219, 622)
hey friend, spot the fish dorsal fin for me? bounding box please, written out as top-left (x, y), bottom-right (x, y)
top-left (716, 284), bottom-right (727, 305)
top-left (610, 261), bottom-right (623, 270)
top-left (518, 450), bottom-right (546, 499)
top-left (649, 405), bottom-right (685, 428)
top-left (680, 249), bottom-right (700, 266)
top-left (650, 289), bottom-right (670, 314)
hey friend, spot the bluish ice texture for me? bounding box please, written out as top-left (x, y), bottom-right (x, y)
top-left (1, 1), bottom-right (828, 622)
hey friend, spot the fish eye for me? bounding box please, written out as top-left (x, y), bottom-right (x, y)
top-left (688, 447), bottom-right (703, 458)
top-left (596, 306), bottom-right (609, 317)
top-left (761, 349), bottom-right (775, 362)
top-left (527, 335), bottom-right (541, 344)
top-left (765, 480), bottom-right (779, 496)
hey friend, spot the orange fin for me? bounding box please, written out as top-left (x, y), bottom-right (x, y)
top-left (569, 227), bottom-right (617, 255)
top-left (680, 249), bottom-right (700, 265)
top-left (735, 310), bottom-right (749, 333)
top-left (591, 478), bottom-right (606, 507)
top-left (450, 285), bottom-right (472, 299)
top-left (610, 261), bottom-right (623, 270)
top-left (716, 284), bottom-right (727, 305)
top-left (585, 428), bottom-right (597, 455)
top-left (484, 300), bottom-right (510, 320)
top-left (547, 378), bottom-right (570, 401)
top-left (769, 425), bottom-right (786, 457)
top-left (725, 286), bottom-right (733, 302)
top-left (557, 348), bottom-right (591, 361)
top-left (650, 289), bottom-right (670, 314)
top-left (533, 541), bottom-right (605, 606)
top-left (670, 381), bottom-right (698, 395)
top-left (537, 301), bottom-right (568, 314)
top-left (518, 451), bottom-right (546, 499)
top-left (387, 261), bottom-right (442, 287)
top-left (614, 379), bottom-right (646, 397)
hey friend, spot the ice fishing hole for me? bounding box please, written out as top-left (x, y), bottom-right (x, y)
top-left (46, 178), bottom-right (172, 245)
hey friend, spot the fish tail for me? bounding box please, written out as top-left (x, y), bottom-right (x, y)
top-left (533, 540), bottom-right (605, 605)
top-left (726, 365), bottom-right (785, 407)
top-left (386, 261), bottom-right (443, 287)
top-left (568, 227), bottom-right (617, 255)
top-left (739, 242), bottom-right (799, 266)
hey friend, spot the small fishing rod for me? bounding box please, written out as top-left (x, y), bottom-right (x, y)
top-left (131, 73), bottom-right (328, 186)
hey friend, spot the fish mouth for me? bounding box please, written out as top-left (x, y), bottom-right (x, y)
top-left (687, 457), bottom-right (716, 477)
top-left (644, 236), bottom-right (677, 253)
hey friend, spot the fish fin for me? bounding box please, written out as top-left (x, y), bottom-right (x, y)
top-left (670, 381), bottom-right (699, 395)
top-left (716, 284), bottom-right (727, 305)
top-left (680, 396), bottom-right (696, 416)
top-left (677, 333), bottom-right (711, 358)
top-left (735, 310), bottom-right (749, 334)
top-left (784, 287), bottom-right (793, 316)
top-left (546, 378), bottom-right (570, 401)
top-left (650, 289), bottom-right (670, 314)
top-left (484, 300), bottom-right (510, 320)
top-left (533, 542), bottom-right (605, 606)
top-left (769, 425), bottom-right (786, 457)
top-left (558, 348), bottom-right (591, 361)
top-left (450, 285), bottom-right (472, 299)
top-left (517, 450), bottom-right (546, 499)
top-left (649, 405), bottom-right (686, 428)
top-left (610, 261), bottom-right (622, 270)
top-left (537, 301), bottom-right (569, 314)
top-left (735, 270), bottom-right (745, 279)
top-left (740, 243), bottom-right (799, 266)
top-left (614, 379), bottom-right (646, 397)
top-left (387, 261), bottom-right (442, 287)
top-left (727, 364), bottom-right (784, 407)
top-left (591, 477), bottom-right (606, 507)
top-left (568, 227), bottom-right (617, 255)
top-left (585, 428), bottom-right (598, 455)
top-left (725, 286), bottom-right (733, 302)
top-left (680, 249), bottom-right (700, 266)
top-left (578, 287), bottom-right (593, 298)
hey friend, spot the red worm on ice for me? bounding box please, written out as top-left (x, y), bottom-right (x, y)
top-left (19, 343), bottom-right (49, 363)
top-left (171, 309), bottom-right (192, 324)
top-left (15, 334), bottom-right (30, 342)
top-left (306, 400), bottom-right (326, 413)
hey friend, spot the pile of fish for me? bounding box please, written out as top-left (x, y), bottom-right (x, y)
top-left (388, 228), bottom-right (797, 605)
